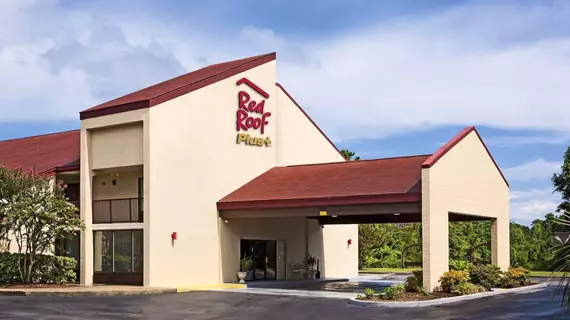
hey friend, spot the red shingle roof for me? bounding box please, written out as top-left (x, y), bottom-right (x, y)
top-left (217, 155), bottom-right (430, 210)
top-left (0, 130), bottom-right (80, 176)
top-left (80, 52), bottom-right (276, 120)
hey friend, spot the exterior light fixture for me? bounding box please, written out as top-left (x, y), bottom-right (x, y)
top-left (332, 215), bottom-right (338, 218)
top-left (394, 213), bottom-right (401, 216)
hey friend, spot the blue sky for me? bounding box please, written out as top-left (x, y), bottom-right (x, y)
top-left (1, 0), bottom-right (569, 224)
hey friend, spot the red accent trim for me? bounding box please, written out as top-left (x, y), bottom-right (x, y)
top-left (275, 83), bottom-right (346, 161)
top-left (54, 164), bottom-right (80, 173)
top-left (421, 126), bottom-right (509, 187)
top-left (217, 193), bottom-right (421, 210)
top-left (236, 78), bottom-right (270, 98)
top-left (80, 53), bottom-right (277, 120)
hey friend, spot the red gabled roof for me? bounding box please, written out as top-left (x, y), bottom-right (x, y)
top-left (80, 53), bottom-right (276, 120)
top-left (422, 126), bottom-right (509, 187)
top-left (217, 155), bottom-right (430, 210)
top-left (0, 130), bottom-right (80, 176)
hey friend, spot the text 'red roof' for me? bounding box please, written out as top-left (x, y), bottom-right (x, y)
top-left (217, 155), bottom-right (430, 210)
top-left (80, 52), bottom-right (276, 120)
top-left (0, 130), bottom-right (80, 176)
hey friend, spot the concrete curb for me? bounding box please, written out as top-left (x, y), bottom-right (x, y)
top-left (177, 283), bottom-right (246, 293)
top-left (348, 283), bottom-right (549, 308)
top-left (0, 288), bottom-right (177, 297)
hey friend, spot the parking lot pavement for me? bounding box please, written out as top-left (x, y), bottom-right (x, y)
top-left (0, 285), bottom-right (567, 319)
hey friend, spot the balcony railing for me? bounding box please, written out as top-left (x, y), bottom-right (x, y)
top-left (93, 198), bottom-right (143, 224)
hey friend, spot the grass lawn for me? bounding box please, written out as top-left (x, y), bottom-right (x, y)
top-left (530, 271), bottom-right (566, 277)
top-left (361, 268), bottom-right (567, 277)
top-left (360, 268), bottom-right (415, 274)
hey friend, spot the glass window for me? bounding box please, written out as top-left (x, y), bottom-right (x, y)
top-left (114, 231), bottom-right (133, 272)
top-left (133, 230), bottom-right (143, 273)
top-left (94, 231), bottom-right (113, 272)
top-left (93, 230), bottom-right (142, 273)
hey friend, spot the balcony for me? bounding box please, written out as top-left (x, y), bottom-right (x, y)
top-left (93, 198), bottom-right (143, 224)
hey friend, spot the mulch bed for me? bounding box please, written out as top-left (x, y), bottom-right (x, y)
top-left (1, 284), bottom-right (76, 289)
top-left (360, 292), bottom-right (458, 302)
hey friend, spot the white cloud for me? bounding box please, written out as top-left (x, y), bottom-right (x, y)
top-left (3, 1), bottom-right (570, 142)
top-left (486, 133), bottom-right (570, 147)
top-left (510, 188), bottom-right (561, 225)
top-left (503, 158), bottom-right (561, 181)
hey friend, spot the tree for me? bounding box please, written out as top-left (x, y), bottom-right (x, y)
top-left (553, 147), bottom-right (570, 213)
top-left (0, 168), bottom-right (84, 283)
top-left (341, 149), bottom-right (360, 161)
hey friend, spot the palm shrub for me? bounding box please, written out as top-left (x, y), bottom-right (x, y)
top-left (451, 282), bottom-right (486, 295)
top-left (363, 287), bottom-right (375, 298)
top-left (439, 270), bottom-right (470, 293)
top-left (383, 283), bottom-right (405, 300)
top-left (501, 266), bottom-right (531, 288)
top-left (405, 269), bottom-right (423, 292)
top-left (469, 264), bottom-right (503, 290)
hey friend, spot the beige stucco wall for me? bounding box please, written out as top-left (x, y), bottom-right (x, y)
top-left (221, 217), bottom-right (308, 282)
top-left (422, 130), bottom-right (509, 291)
top-left (146, 61), bottom-right (278, 287)
top-left (92, 171), bottom-right (142, 200)
top-left (275, 85), bottom-right (359, 280)
top-left (79, 59), bottom-right (357, 287)
top-left (80, 109), bottom-right (149, 286)
top-left (275, 86), bottom-right (344, 166)
top-left (322, 225), bottom-right (359, 278)
top-left (90, 123), bottom-right (143, 170)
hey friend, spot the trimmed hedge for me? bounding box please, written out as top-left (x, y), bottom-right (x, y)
top-left (0, 252), bottom-right (77, 285)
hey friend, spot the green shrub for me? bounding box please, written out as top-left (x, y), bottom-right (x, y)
top-left (439, 270), bottom-right (470, 293)
top-left (363, 287), bottom-right (375, 298)
top-left (450, 282), bottom-right (486, 295)
top-left (383, 283), bottom-right (405, 300)
top-left (501, 266), bottom-right (530, 288)
top-left (449, 260), bottom-right (474, 271)
top-left (405, 269), bottom-right (423, 292)
top-left (0, 253), bottom-right (21, 284)
top-left (0, 252), bottom-right (77, 285)
top-left (469, 264), bottom-right (502, 290)
top-left (37, 256), bottom-right (77, 284)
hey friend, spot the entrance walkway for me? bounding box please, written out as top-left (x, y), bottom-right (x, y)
top-left (218, 275), bottom-right (402, 299)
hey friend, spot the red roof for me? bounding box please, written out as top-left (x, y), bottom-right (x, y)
top-left (0, 130), bottom-right (80, 176)
top-left (217, 155), bottom-right (430, 210)
top-left (422, 126), bottom-right (508, 187)
top-left (80, 53), bottom-right (276, 120)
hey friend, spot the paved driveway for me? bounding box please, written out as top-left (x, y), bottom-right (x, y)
top-left (0, 286), bottom-right (567, 319)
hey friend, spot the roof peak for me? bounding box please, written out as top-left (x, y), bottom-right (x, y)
top-left (284, 154), bottom-right (432, 169)
top-left (80, 52), bottom-right (276, 120)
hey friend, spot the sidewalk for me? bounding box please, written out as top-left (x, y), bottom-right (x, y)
top-left (0, 285), bottom-right (176, 296)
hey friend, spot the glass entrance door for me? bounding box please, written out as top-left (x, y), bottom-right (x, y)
top-left (240, 239), bottom-right (277, 281)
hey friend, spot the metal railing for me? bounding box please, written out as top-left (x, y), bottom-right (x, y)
top-left (92, 198), bottom-right (143, 223)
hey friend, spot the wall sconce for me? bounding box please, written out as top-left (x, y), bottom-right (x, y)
top-left (347, 239), bottom-right (352, 245)
top-left (171, 232), bottom-right (177, 240)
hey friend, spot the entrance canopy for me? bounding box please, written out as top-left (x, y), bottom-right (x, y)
top-left (217, 154), bottom-right (485, 224)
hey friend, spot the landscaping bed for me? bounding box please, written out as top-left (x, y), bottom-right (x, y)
top-left (1, 283), bottom-right (74, 289)
top-left (355, 265), bottom-right (540, 306)
top-left (359, 291), bottom-right (456, 302)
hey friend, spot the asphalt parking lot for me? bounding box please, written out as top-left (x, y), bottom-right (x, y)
top-left (0, 285), bottom-right (568, 320)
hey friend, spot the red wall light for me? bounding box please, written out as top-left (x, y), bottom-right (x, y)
top-left (347, 239), bottom-right (352, 245)
top-left (171, 232), bottom-right (177, 240)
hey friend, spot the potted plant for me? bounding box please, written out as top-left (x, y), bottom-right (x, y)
top-left (238, 255), bottom-right (253, 284)
top-left (307, 253), bottom-right (317, 279)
